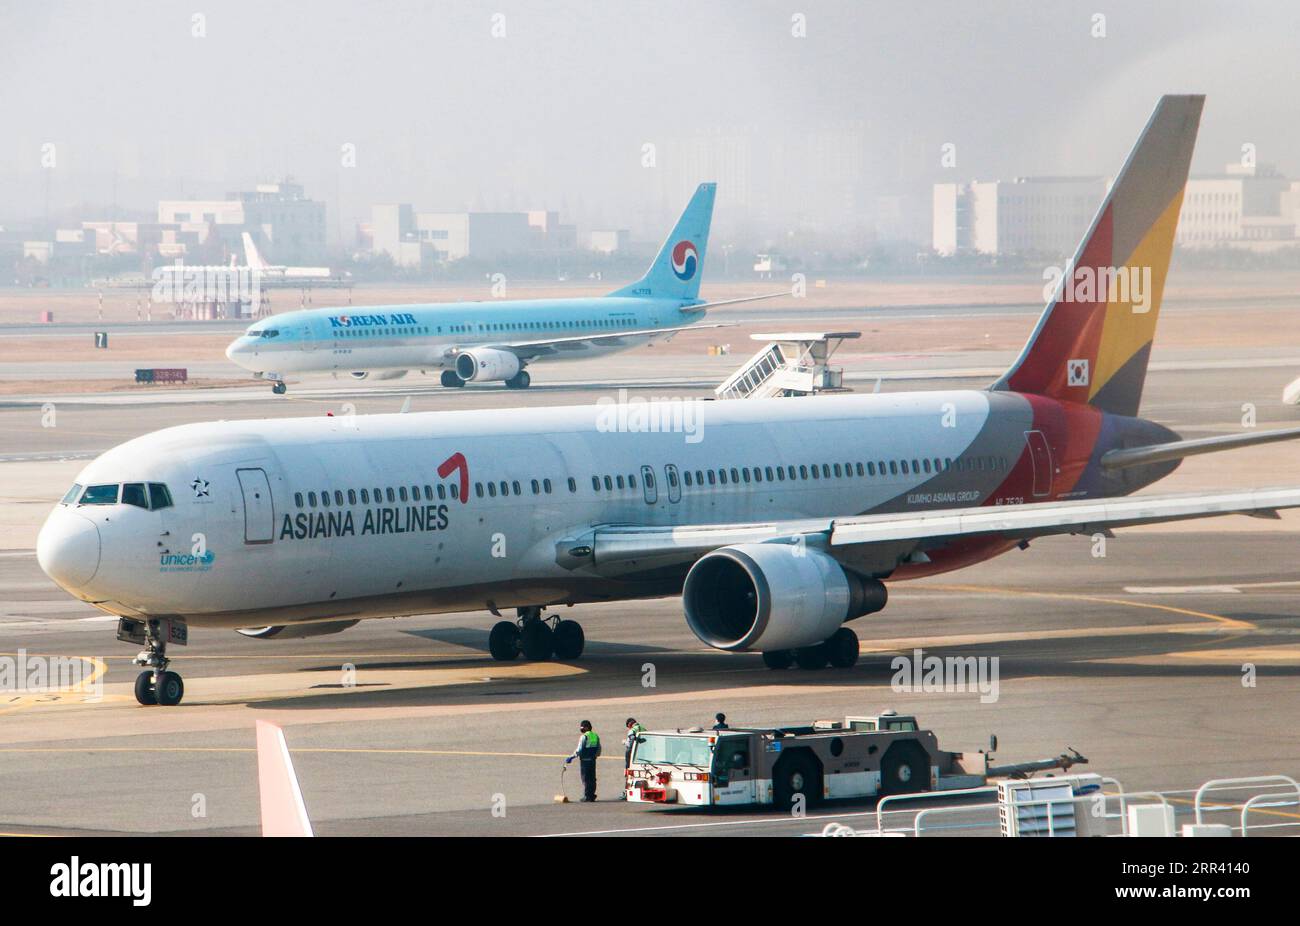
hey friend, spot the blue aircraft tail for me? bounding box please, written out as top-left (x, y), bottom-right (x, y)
top-left (608, 182), bottom-right (716, 302)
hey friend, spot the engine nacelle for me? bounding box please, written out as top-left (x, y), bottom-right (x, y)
top-left (349, 370), bottom-right (407, 381)
top-left (682, 544), bottom-right (886, 652)
top-left (237, 619), bottom-right (359, 640)
top-left (455, 348), bottom-right (521, 383)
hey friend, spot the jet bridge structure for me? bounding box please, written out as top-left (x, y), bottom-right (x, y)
top-left (715, 331), bottom-right (860, 399)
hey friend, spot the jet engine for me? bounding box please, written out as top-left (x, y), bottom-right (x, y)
top-left (349, 370), bottom-right (408, 380)
top-left (455, 348), bottom-right (521, 383)
top-left (237, 619), bottom-right (360, 640)
top-left (682, 544), bottom-right (886, 652)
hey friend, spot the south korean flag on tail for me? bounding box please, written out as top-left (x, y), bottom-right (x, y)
top-left (1067, 358), bottom-right (1090, 388)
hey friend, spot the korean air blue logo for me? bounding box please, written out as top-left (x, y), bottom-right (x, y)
top-left (670, 240), bottom-right (698, 281)
top-left (329, 312), bottom-right (417, 328)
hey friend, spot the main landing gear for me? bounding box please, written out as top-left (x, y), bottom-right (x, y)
top-left (761, 626), bottom-right (859, 671)
top-left (133, 625), bottom-right (185, 706)
top-left (504, 370), bottom-right (531, 390)
top-left (488, 606), bottom-right (584, 662)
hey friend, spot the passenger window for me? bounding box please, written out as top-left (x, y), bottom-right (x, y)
top-left (719, 469), bottom-right (728, 485)
top-left (488, 483), bottom-right (497, 498)
top-left (707, 470), bottom-right (716, 485)
top-left (810, 466), bottom-right (819, 480)
top-left (567, 478), bottom-right (576, 493)
top-left (80, 484), bottom-right (119, 505)
top-left (511, 480), bottom-right (521, 496)
top-left (901, 461), bottom-right (909, 475)
top-left (348, 490), bottom-right (357, 505)
top-left (308, 492), bottom-right (318, 508)
top-left (475, 483), bottom-right (484, 498)
top-left (361, 489), bottom-right (370, 503)
top-left (833, 464), bottom-right (842, 478)
top-left (499, 481), bottom-right (509, 496)
top-left (437, 484), bottom-right (446, 500)
top-left (335, 491), bottom-right (344, 506)
top-left (729, 468), bottom-right (738, 483)
top-left (765, 467), bottom-right (775, 481)
top-left (399, 486), bottom-right (408, 502)
top-left (592, 476), bottom-right (600, 491)
top-left (544, 479), bottom-right (552, 494)
top-left (629, 474), bottom-right (637, 489)
top-left (294, 492), bottom-right (304, 508)
top-left (531, 479), bottom-right (540, 495)
top-left (148, 483), bottom-right (173, 510)
top-left (603, 476), bottom-right (613, 491)
top-left (321, 491), bottom-right (331, 508)
top-left (451, 484), bottom-right (459, 500)
top-left (386, 488), bottom-right (396, 503)
top-left (684, 471), bottom-right (693, 486)
top-left (122, 483), bottom-right (149, 509)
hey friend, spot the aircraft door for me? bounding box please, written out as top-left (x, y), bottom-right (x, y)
top-left (1024, 430), bottom-right (1053, 498)
top-left (236, 468), bottom-right (276, 543)
top-left (664, 464), bottom-right (682, 503)
top-left (640, 465), bottom-right (658, 505)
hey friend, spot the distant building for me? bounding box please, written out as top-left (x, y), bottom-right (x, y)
top-left (1178, 163), bottom-right (1296, 250)
top-left (589, 229), bottom-right (630, 254)
top-left (371, 204), bottom-right (575, 267)
top-left (158, 179), bottom-right (326, 263)
top-left (936, 163), bottom-right (1300, 257)
top-left (933, 177), bottom-right (1110, 257)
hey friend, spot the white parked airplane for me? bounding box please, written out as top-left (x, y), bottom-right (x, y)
top-left (36, 95), bottom-right (1300, 706)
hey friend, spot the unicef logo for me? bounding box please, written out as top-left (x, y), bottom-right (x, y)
top-left (670, 240), bottom-right (698, 281)
top-left (160, 550), bottom-right (216, 572)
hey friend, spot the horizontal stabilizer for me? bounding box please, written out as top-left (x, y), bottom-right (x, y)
top-left (1100, 424), bottom-right (1300, 471)
top-left (683, 291), bottom-right (789, 312)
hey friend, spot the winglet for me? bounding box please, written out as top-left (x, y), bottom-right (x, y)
top-left (255, 719), bottom-right (314, 837)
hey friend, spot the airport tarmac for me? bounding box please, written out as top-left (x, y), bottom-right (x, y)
top-left (0, 299), bottom-right (1298, 837)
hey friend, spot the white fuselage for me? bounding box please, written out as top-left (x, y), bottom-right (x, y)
top-left (37, 390), bottom-right (1031, 629)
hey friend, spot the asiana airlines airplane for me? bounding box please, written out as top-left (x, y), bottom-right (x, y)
top-left (37, 95), bottom-right (1300, 706)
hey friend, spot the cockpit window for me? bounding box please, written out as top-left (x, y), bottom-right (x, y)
top-left (80, 484), bottom-right (120, 505)
top-left (259, 329), bottom-right (280, 339)
top-left (148, 483), bottom-right (173, 510)
top-left (60, 484), bottom-right (83, 505)
top-left (122, 483), bottom-right (149, 509)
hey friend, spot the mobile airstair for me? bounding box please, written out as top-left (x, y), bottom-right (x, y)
top-left (714, 331), bottom-right (860, 399)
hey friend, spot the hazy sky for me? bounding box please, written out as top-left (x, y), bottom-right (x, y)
top-left (4, 0), bottom-right (1298, 244)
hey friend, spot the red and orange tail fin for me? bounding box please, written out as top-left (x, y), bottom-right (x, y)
top-left (993, 95), bottom-right (1204, 417)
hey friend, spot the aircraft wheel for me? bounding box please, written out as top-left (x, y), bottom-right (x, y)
top-left (762, 650), bottom-right (795, 670)
top-left (156, 671), bottom-right (185, 706)
top-left (441, 370), bottom-right (465, 388)
top-left (488, 621), bottom-right (520, 661)
top-left (133, 670), bottom-right (157, 706)
top-left (553, 620), bottom-right (585, 660)
top-left (795, 643), bottom-right (828, 670)
top-left (505, 370), bottom-right (531, 389)
top-left (519, 620), bottom-right (554, 660)
top-left (825, 627), bottom-right (859, 669)
top-left (272, 382), bottom-right (287, 395)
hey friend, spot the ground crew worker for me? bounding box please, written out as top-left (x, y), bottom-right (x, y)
top-left (623, 717), bottom-right (646, 769)
top-left (566, 720), bottom-right (601, 802)
top-left (713, 712), bottom-right (729, 731)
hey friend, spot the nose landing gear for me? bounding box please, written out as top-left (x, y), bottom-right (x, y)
top-left (488, 607), bottom-right (585, 662)
top-left (127, 618), bottom-right (186, 706)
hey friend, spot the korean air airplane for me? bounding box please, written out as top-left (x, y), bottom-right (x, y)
top-left (225, 183), bottom-right (772, 393)
top-left (37, 96), bottom-right (1300, 707)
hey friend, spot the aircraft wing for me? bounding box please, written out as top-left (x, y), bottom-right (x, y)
top-left (564, 487), bottom-right (1300, 577)
top-left (447, 323), bottom-right (734, 362)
